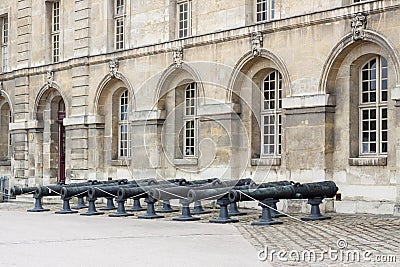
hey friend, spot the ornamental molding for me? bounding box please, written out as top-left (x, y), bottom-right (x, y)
top-left (46, 70), bottom-right (54, 88)
top-left (173, 47), bottom-right (184, 68)
top-left (251, 31), bottom-right (263, 57)
top-left (109, 59), bottom-right (120, 78)
top-left (351, 12), bottom-right (367, 41)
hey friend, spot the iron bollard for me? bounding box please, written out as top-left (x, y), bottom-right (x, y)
top-left (269, 199), bottom-right (286, 218)
top-left (109, 199), bottom-right (135, 217)
top-left (138, 197), bottom-right (164, 219)
top-left (228, 202), bottom-right (247, 216)
top-left (80, 197), bottom-right (104, 216)
top-left (99, 197), bottom-right (117, 211)
top-left (55, 197), bottom-right (78, 214)
top-left (157, 200), bottom-right (179, 213)
top-left (251, 198), bottom-right (283, 226)
top-left (209, 198), bottom-right (238, 224)
top-left (71, 196), bottom-right (88, 209)
top-left (301, 197), bottom-right (331, 221)
top-left (172, 199), bottom-right (200, 221)
top-left (192, 200), bottom-right (211, 215)
top-left (127, 197), bottom-right (146, 212)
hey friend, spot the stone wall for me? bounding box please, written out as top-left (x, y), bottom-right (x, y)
top-left (0, 0), bottom-right (399, 214)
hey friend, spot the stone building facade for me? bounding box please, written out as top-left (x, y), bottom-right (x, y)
top-left (0, 0), bottom-right (399, 215)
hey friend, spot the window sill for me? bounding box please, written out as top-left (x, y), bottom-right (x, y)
top-left (173, 158), bottom-right (198, 166)
top-left (348, 157), bottom-right (387, 166)
top-left (0, 160), bottom-right (11, 166)
top-left (111, 159), bottom-right (130, 167)
top-left (251, 157), bottom-right (281, 166)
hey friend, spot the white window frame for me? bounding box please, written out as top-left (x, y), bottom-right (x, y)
top-left (114, 0), bottom-right (125, 50)
top-left (177, 0), bottom-right (192, 38)
top-left (51, 1), bottom-right (60, 63)
top-left (261, 70), bottom-right (282, 156)
top-left (255, 0), bottom-right (275, 23)
top-left (183, 82), bottom-right (197, 157)
top-left (8, 109), bottom-right (11, 159)
top-left (1, 16), bottom-right (8, 72)
top-left (359, 56), bottom-right (388, 156)
top-left (118, 90), bottom-right (129, 158)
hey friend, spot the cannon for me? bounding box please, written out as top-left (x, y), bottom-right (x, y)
top-left (27, 179), bottom-right (133, 213)
top-left (229, 181), bottom-right (339, 225)
top-left (111, 180), bottom-right (187, 218)
top-left (11, 186), bottom-right (38, 197)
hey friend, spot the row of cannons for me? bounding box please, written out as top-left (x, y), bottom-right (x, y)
top-left (11, 178), bottom-right (339, 225)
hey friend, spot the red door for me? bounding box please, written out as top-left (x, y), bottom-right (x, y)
top-left (57, 108), bottom-right (66, 184)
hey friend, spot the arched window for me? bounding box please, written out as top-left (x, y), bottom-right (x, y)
top-left (184, 82), bottom-right (197, 157)
top-left (0, 102), bottom-right (10, 160)
top-left (261, 70), bottom-right (282, 156)
top-left (118, 90), bottom-right (129, 157)
top-left (359, 56), bottom-right (388, 155)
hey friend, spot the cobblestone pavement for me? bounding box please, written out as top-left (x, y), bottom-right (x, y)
top-left (2, 199), bottom-right (399, 267)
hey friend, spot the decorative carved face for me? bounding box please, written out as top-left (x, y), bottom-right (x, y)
top-left (351, 13), bottom-right (367, 40)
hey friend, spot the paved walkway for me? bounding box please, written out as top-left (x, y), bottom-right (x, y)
top-left (1, 201), bottom-right (399, 266)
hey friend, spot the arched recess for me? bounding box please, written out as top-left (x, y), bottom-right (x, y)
top-left (0, 95), bottom-right (11, 161)
top-left (155, 63), bottom-right (205, 110)
top-left (33, 83), bottom-right (69, 121)
top-left (156, 63), bottom-right (205, 160)
top-left (227, 51), bottom-right (290, 160)
top-left (227, 49), bottom-right (291, 103)
top-left (94, 73), bottom-right (135, 165)
top-left (323, 30), bottom-right (398, 175)
top-left (93, 72), bottom-right (136, 115)
top-left (34, 86), bottom-right (67, 183)
top-left (320, 31), bottom-right (400, 94)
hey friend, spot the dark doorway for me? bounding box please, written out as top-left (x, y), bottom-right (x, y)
top-left (57, 101), bottom-right (65, 183)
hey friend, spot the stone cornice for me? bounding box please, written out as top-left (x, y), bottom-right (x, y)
top-left (0, 2), bottom-right (399, 82)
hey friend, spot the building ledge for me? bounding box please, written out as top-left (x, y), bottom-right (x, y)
top-left (173, 158), bottom-right (198, 166)
top-left (251, 157), bottom-right (281, 166)
top-left (0, 160), bottom-right (11, 166)
top-left (111, 159), bottom-right (130, 167)
top-left (348, 157), bottom-right (387, 166)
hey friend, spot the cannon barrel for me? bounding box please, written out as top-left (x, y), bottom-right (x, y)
top-left (229, 185), bottom-right (295, 202)
top-left (149, 186), bottom-right (191, 201)
top-left (117, 187), bottom-right (147, 201)
top-left (116, 181), bottom-right (186, 201)
top-left (11, 186), bottom-right (37, 196)
top-left (186, 178), bottom-right (220, 186)
top-left (253, 180), bottom-right (292, 189)
top-left (149, 177), bottom-right (250, 201)
top-left (87, 184), bottom-right (140, 199)
top-left (187, 187), bottom-right (231, 202)
top-left (292, 181), bottom-right (338, 199)
top-left (229, 181), bottom-right (338, 202)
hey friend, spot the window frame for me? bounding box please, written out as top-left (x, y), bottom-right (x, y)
top-left (261, 70), bottom-right (282, 157)
top-left (177, 0), bottom-right (192, 39)
top-left (183, 82), bottom-right (197, 158)
top-left (114, 0), bottom-right (125, 50)
top-left (358, 56), bottom-right (388, 157)
top-left (51, 1), bottom-right (60, 63)
top-left (1, 16), bottom-right (8, 72)
top-left (118, 90), bottom-right (130, 158)
top-left (255, 0), bottom-right (275, 23)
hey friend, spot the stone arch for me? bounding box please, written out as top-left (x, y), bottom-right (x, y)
top-left (227, 49), bottom-right (291, 103)
top-left (0, 96), bottom-right (11, 160)
top-left (93, 72), bottom-right (136, 115)
top-left (319, 30), bottom-right (400, 94)
top-left (155, 63), bottom-right (205, 110)
top-left (33, 83), bottom-right (69, 121)
top-left (0, 89), bottom-right (13, 122)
